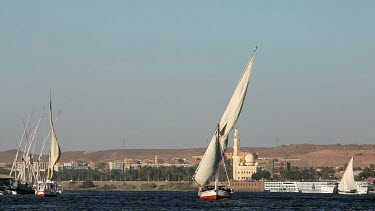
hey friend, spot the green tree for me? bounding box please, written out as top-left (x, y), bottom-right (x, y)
top-left (260, 171), bottom-right (271, 180)
top-left (317, 167), bottom-right (335, 180)
top-left (0, 167), bottom-right (10, 175)
top-left (57, 165), bottom-right (198, 182)
top-left (286, 171), bottom-right (301, 181)
top-left (358, 167), bottom-right (374, 179)
top-left (300, 168), bottom-right (317, 181)
top-left (251, 171), bottom-right (271, 181)
top-left (369, 164), bottom-right (374, 171)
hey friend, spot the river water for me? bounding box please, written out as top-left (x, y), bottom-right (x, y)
top-left (1, 191), bottom-right (374, 210)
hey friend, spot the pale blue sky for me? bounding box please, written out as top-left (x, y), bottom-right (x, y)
top-left (1, 1), bottom-right (374, 151)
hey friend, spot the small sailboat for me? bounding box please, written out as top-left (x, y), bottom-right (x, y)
top-left (35, 93), bottom-right (62, 197)
top-left (193, 47), bottom-right (257, 200)
top-left (338, 157), bottom-right (358, 195)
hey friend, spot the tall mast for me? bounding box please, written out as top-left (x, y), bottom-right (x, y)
top-left (9, 115), bottom-right (31, 177)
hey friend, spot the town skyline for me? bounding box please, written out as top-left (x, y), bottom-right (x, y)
top-left (1, 1), bottom-right (374, 151)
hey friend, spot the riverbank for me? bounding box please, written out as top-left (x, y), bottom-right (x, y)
top-left (60, 181), bottom-right (199, 191)
top-left (59, 181), bottom-right (264, 192)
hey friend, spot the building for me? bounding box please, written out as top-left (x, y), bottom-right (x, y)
top-left (274, 161), bottom-right (290, 171)
top-left (95, 162), bottom-right (109, 173)
top-left (232, 129), bottom-right (261, 181)
top-left (273, 160), bottom-right (291, 177)
top-left (58, 161), bottom-right (89, 171)
top-left (108, 161), bottom-right (124, 171)
top-left (232, 181), bottom-right (264, 192)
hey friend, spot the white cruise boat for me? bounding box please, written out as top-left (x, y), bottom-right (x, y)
top-left (264, 182), bottom-right (300, 192)
top-left (265, 179), bottom-right (369, 194)
top-left (356, 182), bottom-right (370, 195)
top-left (296, 182), bottom-right (337, 193)
top-left (265, 181), bottom-right (338, 193)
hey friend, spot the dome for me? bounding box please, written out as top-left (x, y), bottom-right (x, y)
top-left (245, 153), bottom-right (255, 163)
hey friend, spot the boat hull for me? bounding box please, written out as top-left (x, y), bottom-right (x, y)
top-left (35, 180), bottom-right (62, 197)
top-left (199, 187), bottom-right (232, 200)
top-left (338, 191), bottom-right (359, 195)
top-left (264, 182), bottom-right (300, 193)
top-left (199, 189), bottom-right (232, 200)
top-left (36, 191), bottom-right (59, 197)
top-left (10, 182), bottom-right (34, 195)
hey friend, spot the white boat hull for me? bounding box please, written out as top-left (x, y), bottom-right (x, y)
top-left (297, 182), bottom-right (337, 193)
top-left (35, 180), bottom-right (63, 197)
top-left (36, 190), bottom-right (60, 197)
top-left (264, 182), bottom-right (300, 193)
top-left (338, 191), bottom-right (359, 195)
top-left (199, 189), bottom-right (232, 200)
top-left (356, 182), bottom-right (370, 195)
top-left (338, 182), bottom-right (370, 195)
top-left (265, 181), bottom-right (339, 193)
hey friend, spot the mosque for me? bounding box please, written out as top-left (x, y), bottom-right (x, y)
top-left (232, 129), bottom-right (261, 181)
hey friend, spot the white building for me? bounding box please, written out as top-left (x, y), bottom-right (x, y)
top-left (232, 129), bottom-right (261, 181)
top-left (108, 161), bottom-right (124, 171)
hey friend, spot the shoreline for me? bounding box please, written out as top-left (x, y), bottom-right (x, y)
top-left (60, 181), bottom-right (199, 191)
top-left (59, 181), bottom-right (264, 192)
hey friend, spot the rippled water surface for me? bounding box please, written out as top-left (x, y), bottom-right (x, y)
top-left (1, 191), bottom-right (374, 210)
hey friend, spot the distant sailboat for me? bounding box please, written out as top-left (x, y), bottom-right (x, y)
top-left (35, 93), bottom-right (62, 197)
top-left (9, 115), bottom-right (38, 195)
top-left (193, 47), bottom-right (257, 200)
top-left (338, 157), bottom-right (358, 195)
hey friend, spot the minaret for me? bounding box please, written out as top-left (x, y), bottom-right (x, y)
top-left (232, 129), bottom-right (241, 181)
top-left (233, 129), bottom-right (240, 156)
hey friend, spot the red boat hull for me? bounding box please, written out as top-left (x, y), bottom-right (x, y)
top-left (199, 187), bottom-right (232, 200)
top-left (37, 192), bottom-right (58, 197)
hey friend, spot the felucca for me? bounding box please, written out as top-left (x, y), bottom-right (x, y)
top-left (35, 93), bottom-right (62, 197)
top-left (338, 157), bottom-right (358, 195)
top-left (193, 47), bottom-right (257, 199)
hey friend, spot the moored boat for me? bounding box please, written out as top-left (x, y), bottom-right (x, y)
top-left (356, 181), bottom-right (370, 195)
top-left (8, 115), bottom-right (38, 195)
top-left (297, 181), bottom-right (337, 193)
top-left (264, 182), bottom-right (300, 193)
top-left (35, 180), bottom-right (62, 197)
top-left (35, 93), bottom-right (62, 197)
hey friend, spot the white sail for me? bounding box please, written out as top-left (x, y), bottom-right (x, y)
top-left (47, 94), bottom-right (61, 180)
top-left (194, 130), bottom-right (222, 186)
top-left (217, 49), bottom-right (256, 151)
top-left (194, 48), bottom-right (257, 186)
top-left (338, 157), bottom-right (356, 192)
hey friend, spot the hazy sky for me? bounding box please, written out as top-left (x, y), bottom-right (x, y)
top-left (1, 1), bottom-right (374, 151)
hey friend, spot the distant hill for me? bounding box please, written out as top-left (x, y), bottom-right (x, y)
top-left (0, 150), bottom-right (18, 167)
top-left (239, 144), bottom-right (375, 167)
top-left (1, 144), bottom-right (374, 168)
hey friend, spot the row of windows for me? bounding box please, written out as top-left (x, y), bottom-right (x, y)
top-left (265, 184), bottom-right (297, 188)
top-left (237, 171), bottom-right (256, 174)
top-left (234, 183), bottom-right (260, 186)
top-left (237, 177), bottom-right (250, 180)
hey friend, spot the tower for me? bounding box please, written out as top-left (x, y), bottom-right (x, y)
top-left (232, 129), bottom-right (241, 180)
top-left (233, 129), bottom-right (240, 156)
